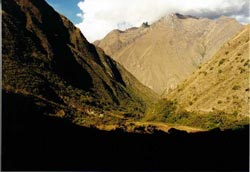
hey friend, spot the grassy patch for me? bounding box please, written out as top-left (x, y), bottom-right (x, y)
top-left (145, 100), bottom-right (249, 130)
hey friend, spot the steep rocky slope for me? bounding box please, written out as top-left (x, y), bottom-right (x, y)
top-left (95, 13), bottom-right (243, 95)
top-left (2, 0), bottom-right (157, 129)
top-left (167, 25), bottom-right (250, 116)
top-left (94, 23), bottom-right (150, 56)
top-left (143, 26), bottom-right (249, 130)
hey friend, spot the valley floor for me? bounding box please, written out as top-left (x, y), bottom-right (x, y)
top-left (2, 92), bottom-right (249, 171)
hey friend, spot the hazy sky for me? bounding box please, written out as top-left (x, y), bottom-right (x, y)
top-left (47, 0), bottom-right (250, 42)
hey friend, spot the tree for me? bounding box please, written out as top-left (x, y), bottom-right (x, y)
top-left (141, 22), bottom-right (149, 27)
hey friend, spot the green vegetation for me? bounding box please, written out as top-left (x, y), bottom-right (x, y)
top-left (218, 69), bottom-right (223, 73)
top-left (199, 71), bottom-right (208, 76)
top-left (232, 111), bottom-right (238, 116)
top-left (217, 100), bottom-right (223, 104)
top-left (243, 60), bottom-right (249, 66)
top-left (239, 67), bottom-right (246, 73)
top-left (2, 0), bottom-right (158, 130)
top-left (232, 85), bottom-right (241, 90)
top-left (141, 22), bottom-right (150, 27)
top-left (145, 100), bottom-right (249, 130)
top-left (218, 58), bottom-right (226, 66)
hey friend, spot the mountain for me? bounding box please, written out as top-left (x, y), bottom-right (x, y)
top-left (95, 13), bottom-right (243, 95)
top-left (2, 1), bottom-right (249, 171)
top-left (167, 25), bottom-right (250, 116)
top-left (2, 0), bottom-right (157, 130)
top-left (145, 26), bottom-right (249, 130)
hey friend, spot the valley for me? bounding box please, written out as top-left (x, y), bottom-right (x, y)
top-left (2, 0), bottom-right (249, 171)
top-left (3, 0), bottom-right (249, 134)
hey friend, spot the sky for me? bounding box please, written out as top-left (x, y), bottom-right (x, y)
top-left (46, 0), bottom-right (250, 42)
top-left (46, 0), bottom-right (82, 24)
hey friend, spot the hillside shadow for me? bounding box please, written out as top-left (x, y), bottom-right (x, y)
top-left (2, 91), bottom-right (249, 171)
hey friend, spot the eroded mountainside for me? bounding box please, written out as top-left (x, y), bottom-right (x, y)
top-left (144, 26), bottom-right (249, 130)
top-left (95, 14), bottom-right (243, 95)
top-left (2, 0), bottom-right (157, 129)
top-left (167, 25), bottom-right (250, 116)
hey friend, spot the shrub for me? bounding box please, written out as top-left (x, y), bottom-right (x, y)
top-left (141, 22), bottom-right (149, 27)
top-left (243, 60), bottom-right (249, 66)
top-left (161, 100), bottom-right (177, 118)
top-left (150, 99), bottom-right (178, 121)
top-left (239, 67), bottom-right (246, 73)
top-left (232, 111), bottom-right (238, 116)
top-left (166, 111), bottom-right (190, 123)
top-left (232, 85), bottom-right (241, 90)
top-left (218, 58), bottom-right (226, 66)
top-left (217, 100), bottom-right (223, 104)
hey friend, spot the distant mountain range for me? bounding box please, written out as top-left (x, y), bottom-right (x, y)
top-left (95, 13), bottom-right (243, 95)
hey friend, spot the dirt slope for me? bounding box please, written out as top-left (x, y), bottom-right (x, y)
top-left (95, 13), bottom-right (243, 95)
top-left (168, 25), bottom-right (250, 116)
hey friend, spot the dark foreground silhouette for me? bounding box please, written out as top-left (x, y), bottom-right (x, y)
top-left (2, 91), bottom-right (249, 171)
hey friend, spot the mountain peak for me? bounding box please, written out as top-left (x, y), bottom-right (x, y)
top-left (173, 13), bottom-right (199, 19)
top-left (96, 12), bottom-right (243, 95)
top-left (217, 15), bottom-right (238, 22)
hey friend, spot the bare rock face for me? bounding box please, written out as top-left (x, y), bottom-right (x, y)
top-left (95, 13), bottom-right (243, 96)
top-left (167, 26), bottom-right (250, 116)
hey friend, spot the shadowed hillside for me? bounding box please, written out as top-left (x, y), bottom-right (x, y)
top-left (2, 91), bottom-right (249, 171)
top-left (2, 0), bottom-right (157, 130)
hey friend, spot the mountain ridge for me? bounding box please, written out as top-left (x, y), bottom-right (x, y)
top-left (3, 0), bottom-right (158, 130)
top-left (142, 25), bottom-right (249, 130)
top-left (167, 25), bottom-right (250, 116)
top-left (95, 13), bottom-right (244, 95)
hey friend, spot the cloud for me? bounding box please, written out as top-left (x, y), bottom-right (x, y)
top-left (75, 0), bottom-right (249, 42)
